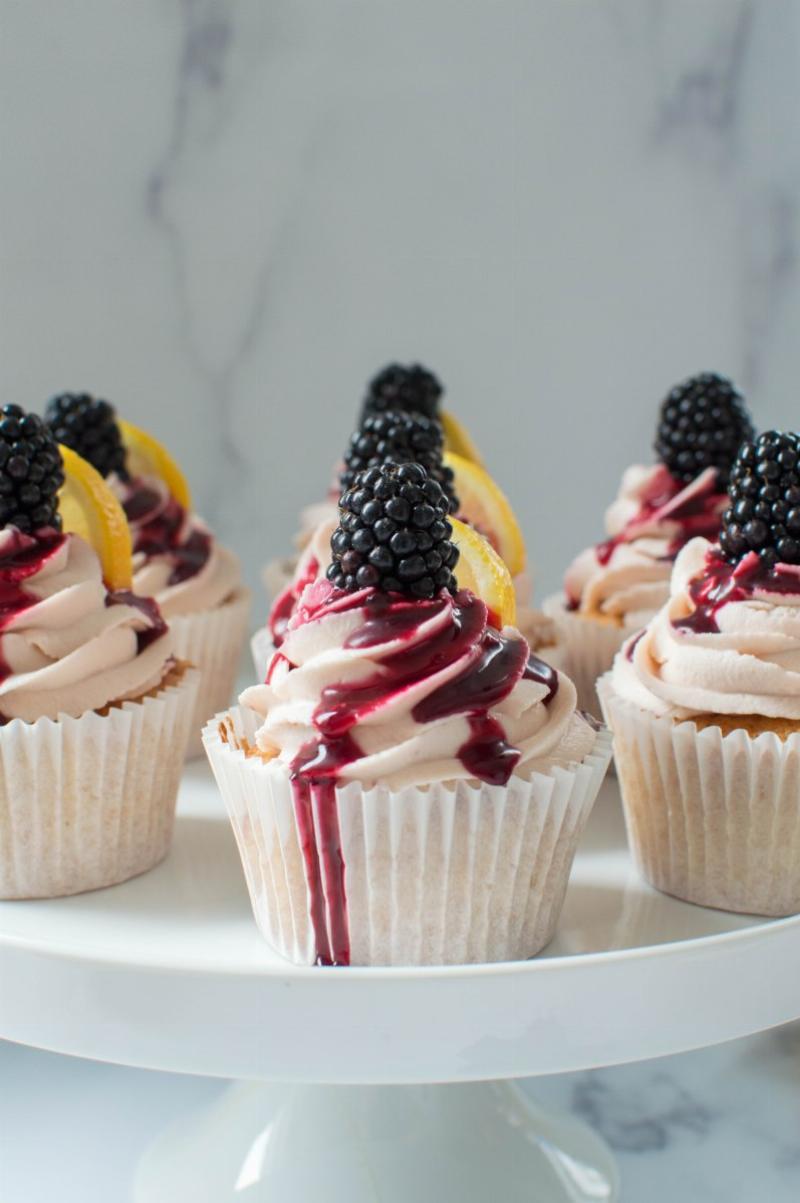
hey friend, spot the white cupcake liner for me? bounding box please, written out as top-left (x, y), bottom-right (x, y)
top-left (599, 674), bottom-right (800, 917)
top-left (543, 594), bottom-right (630, 718)
top-left (204, 707), bottom-right (612, 966)
top-left (251, 624), bottom-right (273, 683)
top-left (0, 664), bottom-right (200, 900)
top-left (169, 589), bottom-right (252, 758)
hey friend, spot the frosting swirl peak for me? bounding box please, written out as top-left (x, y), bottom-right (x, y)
top-left (0, 527), bottom-right (172, 722)
top-left (243, 580), bottom-right (592, 789)
top-left (565, 464), bottom-right (726, 627)
top-left (613, 537), bottom-right (800, 719)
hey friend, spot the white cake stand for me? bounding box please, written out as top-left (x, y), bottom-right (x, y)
top-left (1, 763), bottom-right (799, 1202)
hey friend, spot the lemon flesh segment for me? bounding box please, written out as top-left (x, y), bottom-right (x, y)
top-left (118, 418), bottom-right (192, 511)
top-left (441, 410), bottom-right (485, 468)
top-left (445, 451), bottom-right (527, 578)
top-left (58, 445), bottom-right (133, 591)
top-left (450, 517), bottom-right (517, 629)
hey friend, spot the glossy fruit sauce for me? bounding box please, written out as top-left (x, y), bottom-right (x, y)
top-left (278, 585), bottom-right (558, 965)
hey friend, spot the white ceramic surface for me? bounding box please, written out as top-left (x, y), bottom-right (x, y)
top-left (133, 1080), bottom-right (619, 1203)
top-left (4, 1028), bottom-right (800, 1203)
top-left (1, 761), bottom-right (798, 1084)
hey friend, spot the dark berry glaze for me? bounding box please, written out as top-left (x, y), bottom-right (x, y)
top-left (122, 480), bottom-right (211, 587)
top-left (567, 466), bottom-right (726, 609)
top-left (105, 590), bottom-right (169, 653)
top-left (278, 583), bottom-right (560, 965)
top-left (673, 549), bottom-right (800, 635)
top-left (268, 555), bottom-right (320, 651)
top-left (0, 528), bottom-right (66, 683)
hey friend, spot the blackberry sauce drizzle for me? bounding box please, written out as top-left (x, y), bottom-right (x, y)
top-left (123, 480), bottom-right (211, 587)
top-left (673, 550), bottom-right (800, 635)
top-left (0, 529), bottom-right (66, 683)
top-left (567, 467), bottom-right (726, 608)
top-left (285, 585), bottom-right (560, 965)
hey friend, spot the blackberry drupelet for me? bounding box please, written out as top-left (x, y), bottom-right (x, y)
top-left (654, 372), bottom-right (753, 487)
top-left (340, 409), bottom-right (459, 512)
top-left (720, 431), bottom-right (800, 567)
top-left (361, 363), bottom-right (443, 423)
top-left (0, 405), bottom-right (65, 533)
top-left (45, 393), bottom-right (128, 481)
top-left (327, 461), bottom-right (459, 599)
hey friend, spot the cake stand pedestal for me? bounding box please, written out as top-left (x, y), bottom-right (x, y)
top-left (2, 765), bottom-right (799, 1202)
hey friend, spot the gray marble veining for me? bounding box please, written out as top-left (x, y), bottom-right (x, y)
top-left (3, 0), bottom-right (800, 609)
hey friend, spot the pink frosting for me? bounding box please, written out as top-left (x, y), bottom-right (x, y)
top-left (243, 580), bottom-right (593, 789)
top-left (0, 528), bottom-right (172, 722)
top-left (112, 474), bottom-right (241, 618)
top-left (565, 465), bottom-right (727, 628)
top-left (613, 537), bottom-right (800, 719)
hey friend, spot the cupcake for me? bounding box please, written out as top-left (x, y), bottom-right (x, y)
top-left (0, 406), bottom-right (199, 899)
top-left (253, 364), bottom-right (557, 676)
top-left (600, 430), bottom-right (800, 917)
top-left (261, 363), bottom-right (483, 601)
top-left (46, 394), bottom-right (250, 755)
top-left (545, 372), bottom-right (754, 716)
top-left (208, 461), bottom-right (611, 967)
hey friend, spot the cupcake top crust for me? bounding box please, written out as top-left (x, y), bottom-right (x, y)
top-left (614, 431), bottom-right (800, 720)
top-left (46, 393), bottom-right (241, 618)
top-left (564, 372), bottom-right (752, 626)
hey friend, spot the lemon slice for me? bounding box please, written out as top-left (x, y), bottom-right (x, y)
top-left (118, 418), bottom-right (192, 510)
top-left (445, 451), bottom-right (526, 577)
top-left (58, 445), bottom-right (133, 590)
top-left (450, 516), bottom-right (516, 628)
top-left (441, 410), bottom-right (484, 467)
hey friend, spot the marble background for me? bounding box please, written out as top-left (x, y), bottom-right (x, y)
top-left (3, 1026), bottom-right (799, 1201)
top-left (3, 0), bottom-right (800, 608)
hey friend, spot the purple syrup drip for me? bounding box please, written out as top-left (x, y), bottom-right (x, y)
top-left (0, 529), bottom-right (66, 685)
top-left (269, 556), bottom-right (321, 649)
top-left (285, 586), bottom-right (560, 967)
top-left (290, 734), bottom-right (358, 967)
top-left (592, 468), bottom-right (724, 575)
top-left (106, 590), bottom-right (169, 653)
top-left (673, 551), bottom-right (800, 635)
top-left (124, 480), bottom-right (212, 587)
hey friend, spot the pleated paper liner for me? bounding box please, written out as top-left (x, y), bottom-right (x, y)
top-left (204, 706), bottom-right (612, 967)
top-left (543, 594), bottom-right (630, 718)
top-left (0, 662), bottom-right (200, 899)
top-left (169, 588), bottom-right (252, 758)
top-left (599, 675), bottom-right (800, 917)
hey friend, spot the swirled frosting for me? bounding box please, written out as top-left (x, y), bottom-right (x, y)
top-left (112, 475), bottom-right (241, 618)
top-left (565, 465), bottom-right (726, 628)
top-left (242, 580), bottom-right (594, 789)
top-left (612, 536), bottom-right (800, 718)
top-left (0, 527), bottom-right (172, 722)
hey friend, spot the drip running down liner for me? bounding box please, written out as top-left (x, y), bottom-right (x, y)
top-left (599, 675), bottom-right (800, 917)
top-left (169, 589), bottom-right (252, 759)
top-left (0, 662), bottom-right (200, 899)
top-left (204, 706), bottom-right (612, 966)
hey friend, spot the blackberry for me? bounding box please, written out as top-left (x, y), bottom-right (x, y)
top-left (720, 431), bottom-right (800, 567)
top-left (327, 461), bottom-right (459, 599)
top-left (45, 393), bottom-right (128, 480)
top-left (361, 363), bottom-right (443, 423)
top-left (654, 372), bottom-right (753, 486)
top-left (0, 405), bottom-right (64, 533)
top-left (340, 409), bottom-right (459, 512)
